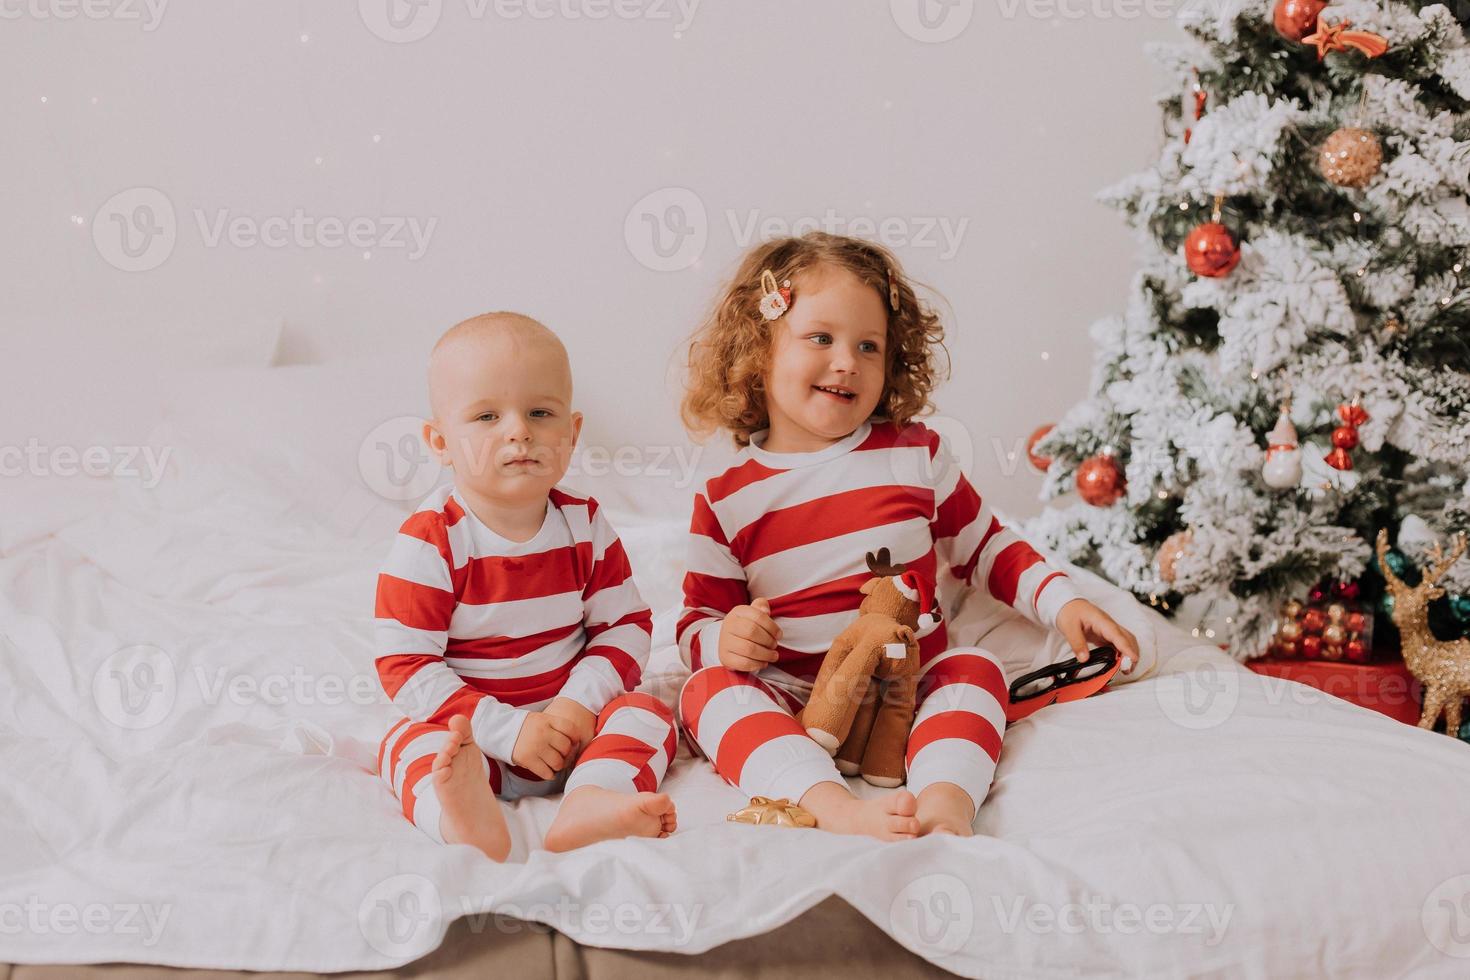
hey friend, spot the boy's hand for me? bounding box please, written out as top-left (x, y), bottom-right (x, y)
top-left (543, 697), bottom-right (597, 754)
top-left (1055, 598), bottom-right (1140, 673)
top-left (718, 598), bottom-right (782, 672)
top-left (511, 711), bottom-right (578, 779)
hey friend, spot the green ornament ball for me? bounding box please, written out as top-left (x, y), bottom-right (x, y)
top-left (1380, 592), bottom-right (1395, 617)
top-left (1452, 594), bottom-right (1470, 623)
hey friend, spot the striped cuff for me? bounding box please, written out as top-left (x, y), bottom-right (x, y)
top-left (471, 698), bottom-right (532, 764)
top-left (1035, 574), bottom-right (1084, 631)
top-left (559, 657), bottom-right (626, 717)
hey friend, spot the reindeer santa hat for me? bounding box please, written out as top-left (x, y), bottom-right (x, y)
top-left (890, 570), bottom-right (943, 638)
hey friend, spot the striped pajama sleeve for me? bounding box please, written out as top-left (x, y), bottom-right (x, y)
top-left (927, 431), bottom-right (1082, 631)
top-left (559, 503), bottom-right (653, 715)
top-left (676, 491), bottom-right (749, 672)
top-left (373, 509), bottom-right (530, 763)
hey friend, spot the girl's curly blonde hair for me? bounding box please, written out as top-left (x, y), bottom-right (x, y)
top-left (681, 232), bottom-right (949, 447)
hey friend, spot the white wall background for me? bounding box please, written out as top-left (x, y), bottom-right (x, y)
top-left (4, 0), bottom-right (1181, 517)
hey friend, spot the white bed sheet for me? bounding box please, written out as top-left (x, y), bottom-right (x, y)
top-left (3, 370), bottom-right (1470, 977)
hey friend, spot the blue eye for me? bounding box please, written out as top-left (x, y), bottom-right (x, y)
top-left (477, 413), bottom-right (498, 422)
top-left (860, 341), bottom-right (881, 354)
top-left (531, 410), bottom-right (552, 419)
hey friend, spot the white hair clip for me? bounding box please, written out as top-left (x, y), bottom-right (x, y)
top-left (758, 269), bottom-right (792, 321)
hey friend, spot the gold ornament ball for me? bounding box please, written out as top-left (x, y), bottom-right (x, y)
top-left (1326, 602), bottom-right (1346, 625)
top-left (1158, 529), bottom-right (1194, 584)
top-left (1283, 599), bottom-right (1304, 620)
top-left (1323, 624), bottom-right (1346, 645)
top-left (1280, 620), bottom-right (1303, 641)
top-left (1319, 128), bottom-right (1383, 189)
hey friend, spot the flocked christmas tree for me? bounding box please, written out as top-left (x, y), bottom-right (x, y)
top-left (1022, 0), bottom-right (1470, 659)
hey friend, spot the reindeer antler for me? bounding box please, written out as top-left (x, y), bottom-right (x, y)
top-left (865, 548), bottom-right (907, 577)
top-left (1424, 533), bottom-right (1468, 587)
top-left (1375, 529), bottom-right (1402, 591)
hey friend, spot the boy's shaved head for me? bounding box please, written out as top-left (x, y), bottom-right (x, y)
top-left (428, 312), bottom-right (572, 420)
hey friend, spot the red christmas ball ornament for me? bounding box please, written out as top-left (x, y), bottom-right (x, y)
top-left (1346, 611), bottom-right (1367, 633)
top-left (1076, 454), bottom-right (1126, 507)
top-left (1331, 426), bottom-right (1359, 450)
top-left (1324, 447), bottom-right (1354, 471)
top-left (1184, 222), bottom-right (1241, 278)
top-left (1274, 0), bottom-right (1327, 42)
top-left (1334, 581), bottom-right (1361, 602)
top-left (1345, 638), bottom-right (1368, 663)
top-left (1302, 608), bottom-right (1326, 634)
top-left (1026, 424), bottom-right (1055, 472)
top-left (1337, 401), bottom-right (1369, 427)
top-left (1301, 635), bottom-right (1322, 659)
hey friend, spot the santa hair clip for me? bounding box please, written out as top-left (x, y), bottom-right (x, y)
top-left (758, 269), bottom-right (792, 321)
top-left (886, 267), bottom-right (901, 313)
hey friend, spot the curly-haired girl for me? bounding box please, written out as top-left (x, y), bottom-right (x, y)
top-left (676, 232), bottom-right (1139, 839)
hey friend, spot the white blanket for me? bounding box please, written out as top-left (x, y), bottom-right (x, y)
top-left (4, 367), bottom-right (1470, 977)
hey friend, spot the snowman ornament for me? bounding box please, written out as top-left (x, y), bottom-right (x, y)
top-left (1262, 405), bottom-right (1304, 490)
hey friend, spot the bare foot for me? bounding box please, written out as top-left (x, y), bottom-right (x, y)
top-left (798, 781), bottom-right (920, 841)
top-left (542, 786), bottom-right (677, 853)
top-left (433, 715), bottom-right (511, 861)
top-left (914, 782), bottom-right (976, 837)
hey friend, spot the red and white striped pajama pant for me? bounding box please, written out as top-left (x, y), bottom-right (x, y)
top-left (378, 692), bottom-right (677, 843)
top-left (678, 647), bottom-right (1008, 813)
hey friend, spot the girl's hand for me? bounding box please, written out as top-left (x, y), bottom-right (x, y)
top-left (718, 598), bottom-right (782, 672)
top-left (1055, 599), bottom-right (1140, 673)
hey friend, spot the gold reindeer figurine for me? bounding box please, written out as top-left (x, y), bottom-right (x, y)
top-left (1376, 528), bottom-right (1470, 734)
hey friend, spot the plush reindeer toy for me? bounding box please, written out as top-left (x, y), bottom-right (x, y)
top-left (800, 549), bottom-right (941, 787)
